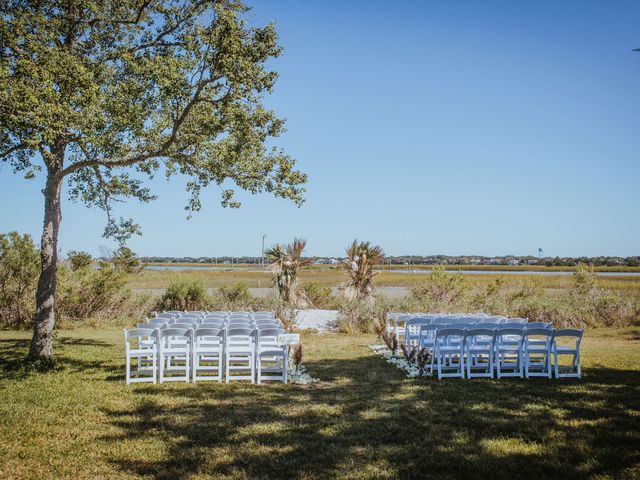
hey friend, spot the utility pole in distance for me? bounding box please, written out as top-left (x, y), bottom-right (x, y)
top-left (261, 234), bottom-right (267, 268)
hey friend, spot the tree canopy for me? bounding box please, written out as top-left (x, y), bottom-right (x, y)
top-left (0, 0), bottom-right (306, 365)
top-left (1, 0), bottom-right (306, 241)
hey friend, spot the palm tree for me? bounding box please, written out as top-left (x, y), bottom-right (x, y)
top-left (341, 240), bottom-right (384, 302)
top-left (265, 238), bottom-right (313, 308)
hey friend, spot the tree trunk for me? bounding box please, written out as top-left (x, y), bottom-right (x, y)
top-left (27, 167), bottom-right (62, 366)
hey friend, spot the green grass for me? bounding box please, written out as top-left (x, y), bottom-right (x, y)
top-left (1, 328), bottom-right (639, 479)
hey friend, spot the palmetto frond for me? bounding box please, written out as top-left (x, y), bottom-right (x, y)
top-left (341, 239), bottom-right (384, 302)
top-left (266, 238), bottom-right (312, 307)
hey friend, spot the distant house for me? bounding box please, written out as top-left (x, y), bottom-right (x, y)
top-left (469, 258), bottom-right (482, 265)
top-left (488, 258), bottom-right (501, 265)
top-left (508, 259), bottom-right (519, 266)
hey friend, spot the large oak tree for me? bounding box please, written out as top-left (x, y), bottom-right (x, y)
top-left (0, 0), bottom-right (306, 366)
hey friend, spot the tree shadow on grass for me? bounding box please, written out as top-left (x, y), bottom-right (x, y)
top-left (102, 353), bottom-right (640, 480)
top-left (0, 336), bottom-right (119, 380)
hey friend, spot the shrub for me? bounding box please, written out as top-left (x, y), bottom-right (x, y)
top-left (66, 250), bottom-right (93, 271)
top-left (573, 262), bottom-right (597, 296)
top-left (411, 265), bottom-right (468, 310)
top-left (337, 300), bottom-right (386, 334)
top-left (301, 282), bottom-right (337, 309)
top-left (218, 282), bottom-right (250, 303)
top-left (111, 246), bottom-right (143, 274)
top-left (0, 232), bottom-right (39, 328)
top-left (55, 262), bottom-right (154, 327)
top-left (159, 280), bottom-right (209, 311)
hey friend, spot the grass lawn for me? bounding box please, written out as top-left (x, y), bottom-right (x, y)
top-left (0, 328), bottom-right (639, 479)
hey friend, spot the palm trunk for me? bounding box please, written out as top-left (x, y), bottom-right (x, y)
top-left (27, 167), bottom-right (62, 366)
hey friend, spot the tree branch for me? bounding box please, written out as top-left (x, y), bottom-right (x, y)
top-left (0, 143), bottom-right (28, 159)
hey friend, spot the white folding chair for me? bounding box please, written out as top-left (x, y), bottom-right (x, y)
top-left (154, 312), bottom-right (177, 321)
top-left (526, 322), bottom-right (552, 329)
top-left (465, 328), bottom-right (496, 379)
top-left (192, 328), bottom-right (224, 382)
top-left (503, 317), bottom-right (527, 325)
top-left (386, 312), bottom-right (399, 336)
top-left (256, 328), bottom-right (288, 384)
top-left (157, 328), bottom-right (191, 383)
top-left (124, 328), bottom-right (157, 384)
top-left (404, 317), bottom-right (431, 348)
top-left (255, 321), bottom-right (282, 330)
top-left (146, 318), bottom-right (167, 326)
top-left (553, 329), bottom-right (583, 379)
top-left (495, 327), bottom-right (525, 379)
top-left (523, 328), bottom-right (554, 379)
top-left (225, 328), bottom-right (256, 383)
top-left (200, 320), bottom-right (226, 329)
top-left (394, 314), bottom-right (414, 342)
top-left (173, 317), bottom-right (199, 326)
top-left (477, 317), bottom-right (503, 325)
top-left (432, 328), bottom-right (466, 380)
top-left (227, 321), bottom-right (253, 330)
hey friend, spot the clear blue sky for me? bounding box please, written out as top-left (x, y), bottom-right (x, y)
top-left (1, 0), bottom-right (638, 258)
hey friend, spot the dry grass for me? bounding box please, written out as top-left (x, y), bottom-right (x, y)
top-left (0, 328), bottom-right (639, 479)
top-left (128, 268), bottom-right (640, 296)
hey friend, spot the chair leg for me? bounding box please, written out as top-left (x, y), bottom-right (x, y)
top-left (283, 354), bottom-right (288, 384)
top-left (126, 352), bottom-right (131, 385)
top-left (257, 355), bottom-right (262, 385)
top-left (185, 347), bottom-right (190, 383)
top-left (251, 354), bottom-right (256, 384)
top-left (152, 349), bottom-right (157, 384)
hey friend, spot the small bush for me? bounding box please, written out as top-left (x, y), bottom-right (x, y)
top-left (337, 300), bottom-right (386, 334)
top-left (411, 265), bottom-right (468, 310)
top-left (66, 250), bottom-right (93, 271)
top-left (0, 232), bottom-right (39, 329)
top-left (573, 262), bottom-right (597, 296)
top-left (301, 283), bottom-right (337, 309)
top-left (159, 280), bottom-right (209, 311)
top-left (218, 282), bottom-right (250, 303)
top-left (111, 246), bottom-right (143, 274)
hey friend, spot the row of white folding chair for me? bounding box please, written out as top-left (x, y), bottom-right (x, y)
top-left (389, 313), bottom-right (518, 342)
top-left (406, 319), bottom-right (541, 348)
top-left (125, 327), bottom-right (288, 384)
top-left (418, 322), bottom-right (553, 349)
top-left (417, 327), bottom-right (582, 380)
top-left (139, 321), bottom-right (283, 335)
top-left (157, 310), bottom-right (275, 318)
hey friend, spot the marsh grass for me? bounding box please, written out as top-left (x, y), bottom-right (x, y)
top-left (128, 268), bottom-right (640, 295)
top-left (0, 328), bottom-right (639, 479)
